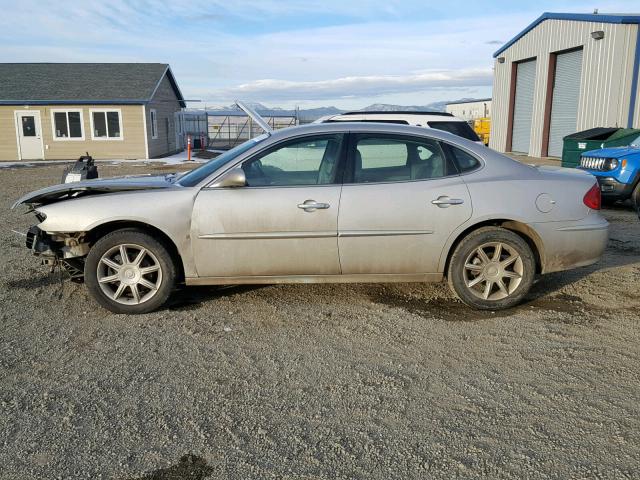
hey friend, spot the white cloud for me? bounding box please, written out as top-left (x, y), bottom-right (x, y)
top-left (217, 68), bottom-right (493, 101)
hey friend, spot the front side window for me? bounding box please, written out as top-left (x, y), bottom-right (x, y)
top-left (242, 134), bottom-right (344, 187)
top-left (53, 110), bottom-right (83, 139)
top-left (91, 110), bottom-right (122, 139)
top-left (351, 134), bottom-right (454, 183)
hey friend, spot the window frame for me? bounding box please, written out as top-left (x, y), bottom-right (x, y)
top-left (238, 133), bottom-right (348, 189)
top-left (89, 108), bottom-right (124, 141)
top-left (344, 132), bottom-right (460, 185)
top-left (150, 108), bottom-right (158, 139)
top-left (50, 109), bottom-right (85, 141)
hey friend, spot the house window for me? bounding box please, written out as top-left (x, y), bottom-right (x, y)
top-left (90, 109), bottom-right (123, 140)
top-left (150, 109), bottom-right (158, 139)
top-left (52, 110), bottom-right (84, 140)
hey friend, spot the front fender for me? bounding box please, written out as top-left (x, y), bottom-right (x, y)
top-left (36, 189), bottom-right (200, 277)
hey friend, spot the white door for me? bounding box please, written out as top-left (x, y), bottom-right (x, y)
top-left (548, 49), bottom-right (583, 157)
top-left (16, 111), bottom-right (43, 160)
top-left (511, 59), bottom-right (537, 154)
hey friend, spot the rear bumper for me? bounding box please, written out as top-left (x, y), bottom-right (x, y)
top-left (532, 216), bottom-right (609, 274)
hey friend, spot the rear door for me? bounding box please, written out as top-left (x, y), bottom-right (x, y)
top-left (337, 133), bottom-right (473, 274)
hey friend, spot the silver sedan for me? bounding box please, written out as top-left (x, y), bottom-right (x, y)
top-left (14, 123), bottom-right (608, 314)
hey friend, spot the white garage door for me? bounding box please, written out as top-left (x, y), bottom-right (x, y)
top-left (511, 59), bottom-right (537, 154)
top-left (547, 49), bottom-right (583, 157)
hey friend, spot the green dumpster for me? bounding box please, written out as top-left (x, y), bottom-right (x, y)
top-left (562, 128), bottom-right (640, 167)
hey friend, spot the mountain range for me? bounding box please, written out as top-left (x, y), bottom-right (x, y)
top-left (201, 98), bottom-right (484, 120)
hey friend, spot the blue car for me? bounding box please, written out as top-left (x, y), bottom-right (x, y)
top-left (578, 135), bottom-right (640, 208)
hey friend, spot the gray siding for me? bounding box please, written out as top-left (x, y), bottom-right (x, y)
top-left (145, 74), bottom-right (182, 158)
top-left (490, 20), bottom-right (639, 156)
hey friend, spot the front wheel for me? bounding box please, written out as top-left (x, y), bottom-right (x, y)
top-left (447, 227), bottom-right (536, 310)
top-left (85, 229), bottom-right (176, 314)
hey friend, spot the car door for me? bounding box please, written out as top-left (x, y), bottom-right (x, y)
top-left (191, 133), bottom-right (346, 278)
top-left (338, 133), bottom-right (473, 274)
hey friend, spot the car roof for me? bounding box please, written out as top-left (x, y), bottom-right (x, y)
top-left (325, 111), bottom-right (466, 124)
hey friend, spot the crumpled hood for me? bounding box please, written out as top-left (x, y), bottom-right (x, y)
top-left (581, 146), bottom-right (640, 159)
top-left (12, 174), bottom-right (178, 209)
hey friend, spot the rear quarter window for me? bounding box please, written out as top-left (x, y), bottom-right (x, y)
top-left (443, 144), bottom-right (482, 173)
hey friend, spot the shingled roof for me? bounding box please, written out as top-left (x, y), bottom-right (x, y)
top-left (0, 63), bottom-right (186, 107)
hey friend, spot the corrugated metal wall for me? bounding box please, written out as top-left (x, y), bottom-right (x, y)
top-left (490, 19), bottom-right (639, 156)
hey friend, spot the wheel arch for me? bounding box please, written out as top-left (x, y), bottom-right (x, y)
top-left (441, 219), bottom-right (544, 277)
top-left (87, 220), bottom-right (185, 282)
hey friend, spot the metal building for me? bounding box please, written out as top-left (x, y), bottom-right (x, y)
top-left (445, 98), bottom-right (492, 121)
top-left (489, 12), bottom-right (640, 157)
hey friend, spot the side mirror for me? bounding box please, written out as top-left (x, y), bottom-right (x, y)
top-left (210, 167), bottom-right (246, 188)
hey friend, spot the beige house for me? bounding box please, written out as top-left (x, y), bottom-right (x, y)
top-left (0, 63), bottom-right (186, 161)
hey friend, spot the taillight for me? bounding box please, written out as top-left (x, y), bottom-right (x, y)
top-left (583, 183), bottom-right (601, 210)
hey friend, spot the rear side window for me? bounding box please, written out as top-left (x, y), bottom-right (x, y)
top-left (443, 144), bottom-right (481, 173)
top-left (350, 134), bottom-right (455, 183)
top-left (427, 121), bottom-right (480, 141)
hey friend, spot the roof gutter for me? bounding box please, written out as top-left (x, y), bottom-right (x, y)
top-left (0, 99), bottom-right (148, 105)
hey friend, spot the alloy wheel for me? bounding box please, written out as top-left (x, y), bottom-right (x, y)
top-left (462, 241), bottom-right (524, 301)
top-left (96, 243), bottom-right (163, 305)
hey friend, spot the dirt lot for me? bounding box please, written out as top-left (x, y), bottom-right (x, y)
top-left (1, 162), bottom-right (639, 479)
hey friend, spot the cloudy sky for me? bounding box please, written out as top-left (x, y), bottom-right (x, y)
top-left (1, 0), bottom-right (638, 109)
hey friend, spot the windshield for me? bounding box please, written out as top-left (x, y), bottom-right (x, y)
top-left (177, 134), bottom-right (269, 187)
top-left (427, 121), bottom-right (480, 142)
top-left (631, 134), bottom-right (640, 147)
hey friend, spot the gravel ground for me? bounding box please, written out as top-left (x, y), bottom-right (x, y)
top-left (1, 163), bottom-right (639, 479)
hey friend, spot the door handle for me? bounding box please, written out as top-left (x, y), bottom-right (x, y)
top-left (431, 196), bottom-right (464, 208)
top-left (297, 200), bottom-right (330, 212)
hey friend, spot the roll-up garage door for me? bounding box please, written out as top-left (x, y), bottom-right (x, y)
top-left (547, 49), bottom-right (583, 157)
top-left (511, 59), bottom-right (537, 154)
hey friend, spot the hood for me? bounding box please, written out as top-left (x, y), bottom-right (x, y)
top-left (581, 146), bottom-right (640, 159)
top-left (12, 174), bottom-right (178, 209)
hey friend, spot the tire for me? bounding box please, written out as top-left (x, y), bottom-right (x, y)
top-left (632, 182), bottom-right (640, 212)
top-left (85, 229), bottom-right (176, 314)
top-left (447, 227), bottom-right (536, 310)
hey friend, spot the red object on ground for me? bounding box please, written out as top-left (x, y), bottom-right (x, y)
top-left (187, 134), bottom-right (192, 161)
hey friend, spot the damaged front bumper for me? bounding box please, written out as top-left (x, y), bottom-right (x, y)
top-left (25, 226), bottom-right (88, 279)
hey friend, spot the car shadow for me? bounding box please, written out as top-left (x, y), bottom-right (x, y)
top-left (126, 454), bottom-right (213, 479)
top-left (166, 284), bottom-right (266, 311)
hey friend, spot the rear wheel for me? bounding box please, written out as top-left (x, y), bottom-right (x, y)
top-left (85, 229), bottom-right (176, 314)
top-left (447, 227), bottom-right (535, 310)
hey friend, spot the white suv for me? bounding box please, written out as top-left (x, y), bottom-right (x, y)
top-left (319, 111), bottom-right (482, 144)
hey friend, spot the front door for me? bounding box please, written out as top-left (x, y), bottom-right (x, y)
top-left (338, 133), bottom-right (473, 274)
top-left (15, 111), bottom-right (43, 160)
top-left (191, 133), bottom-right (345, 278)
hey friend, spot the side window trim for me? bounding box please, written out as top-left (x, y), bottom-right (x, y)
top-left (240, 133), bottom-right (348, 188)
